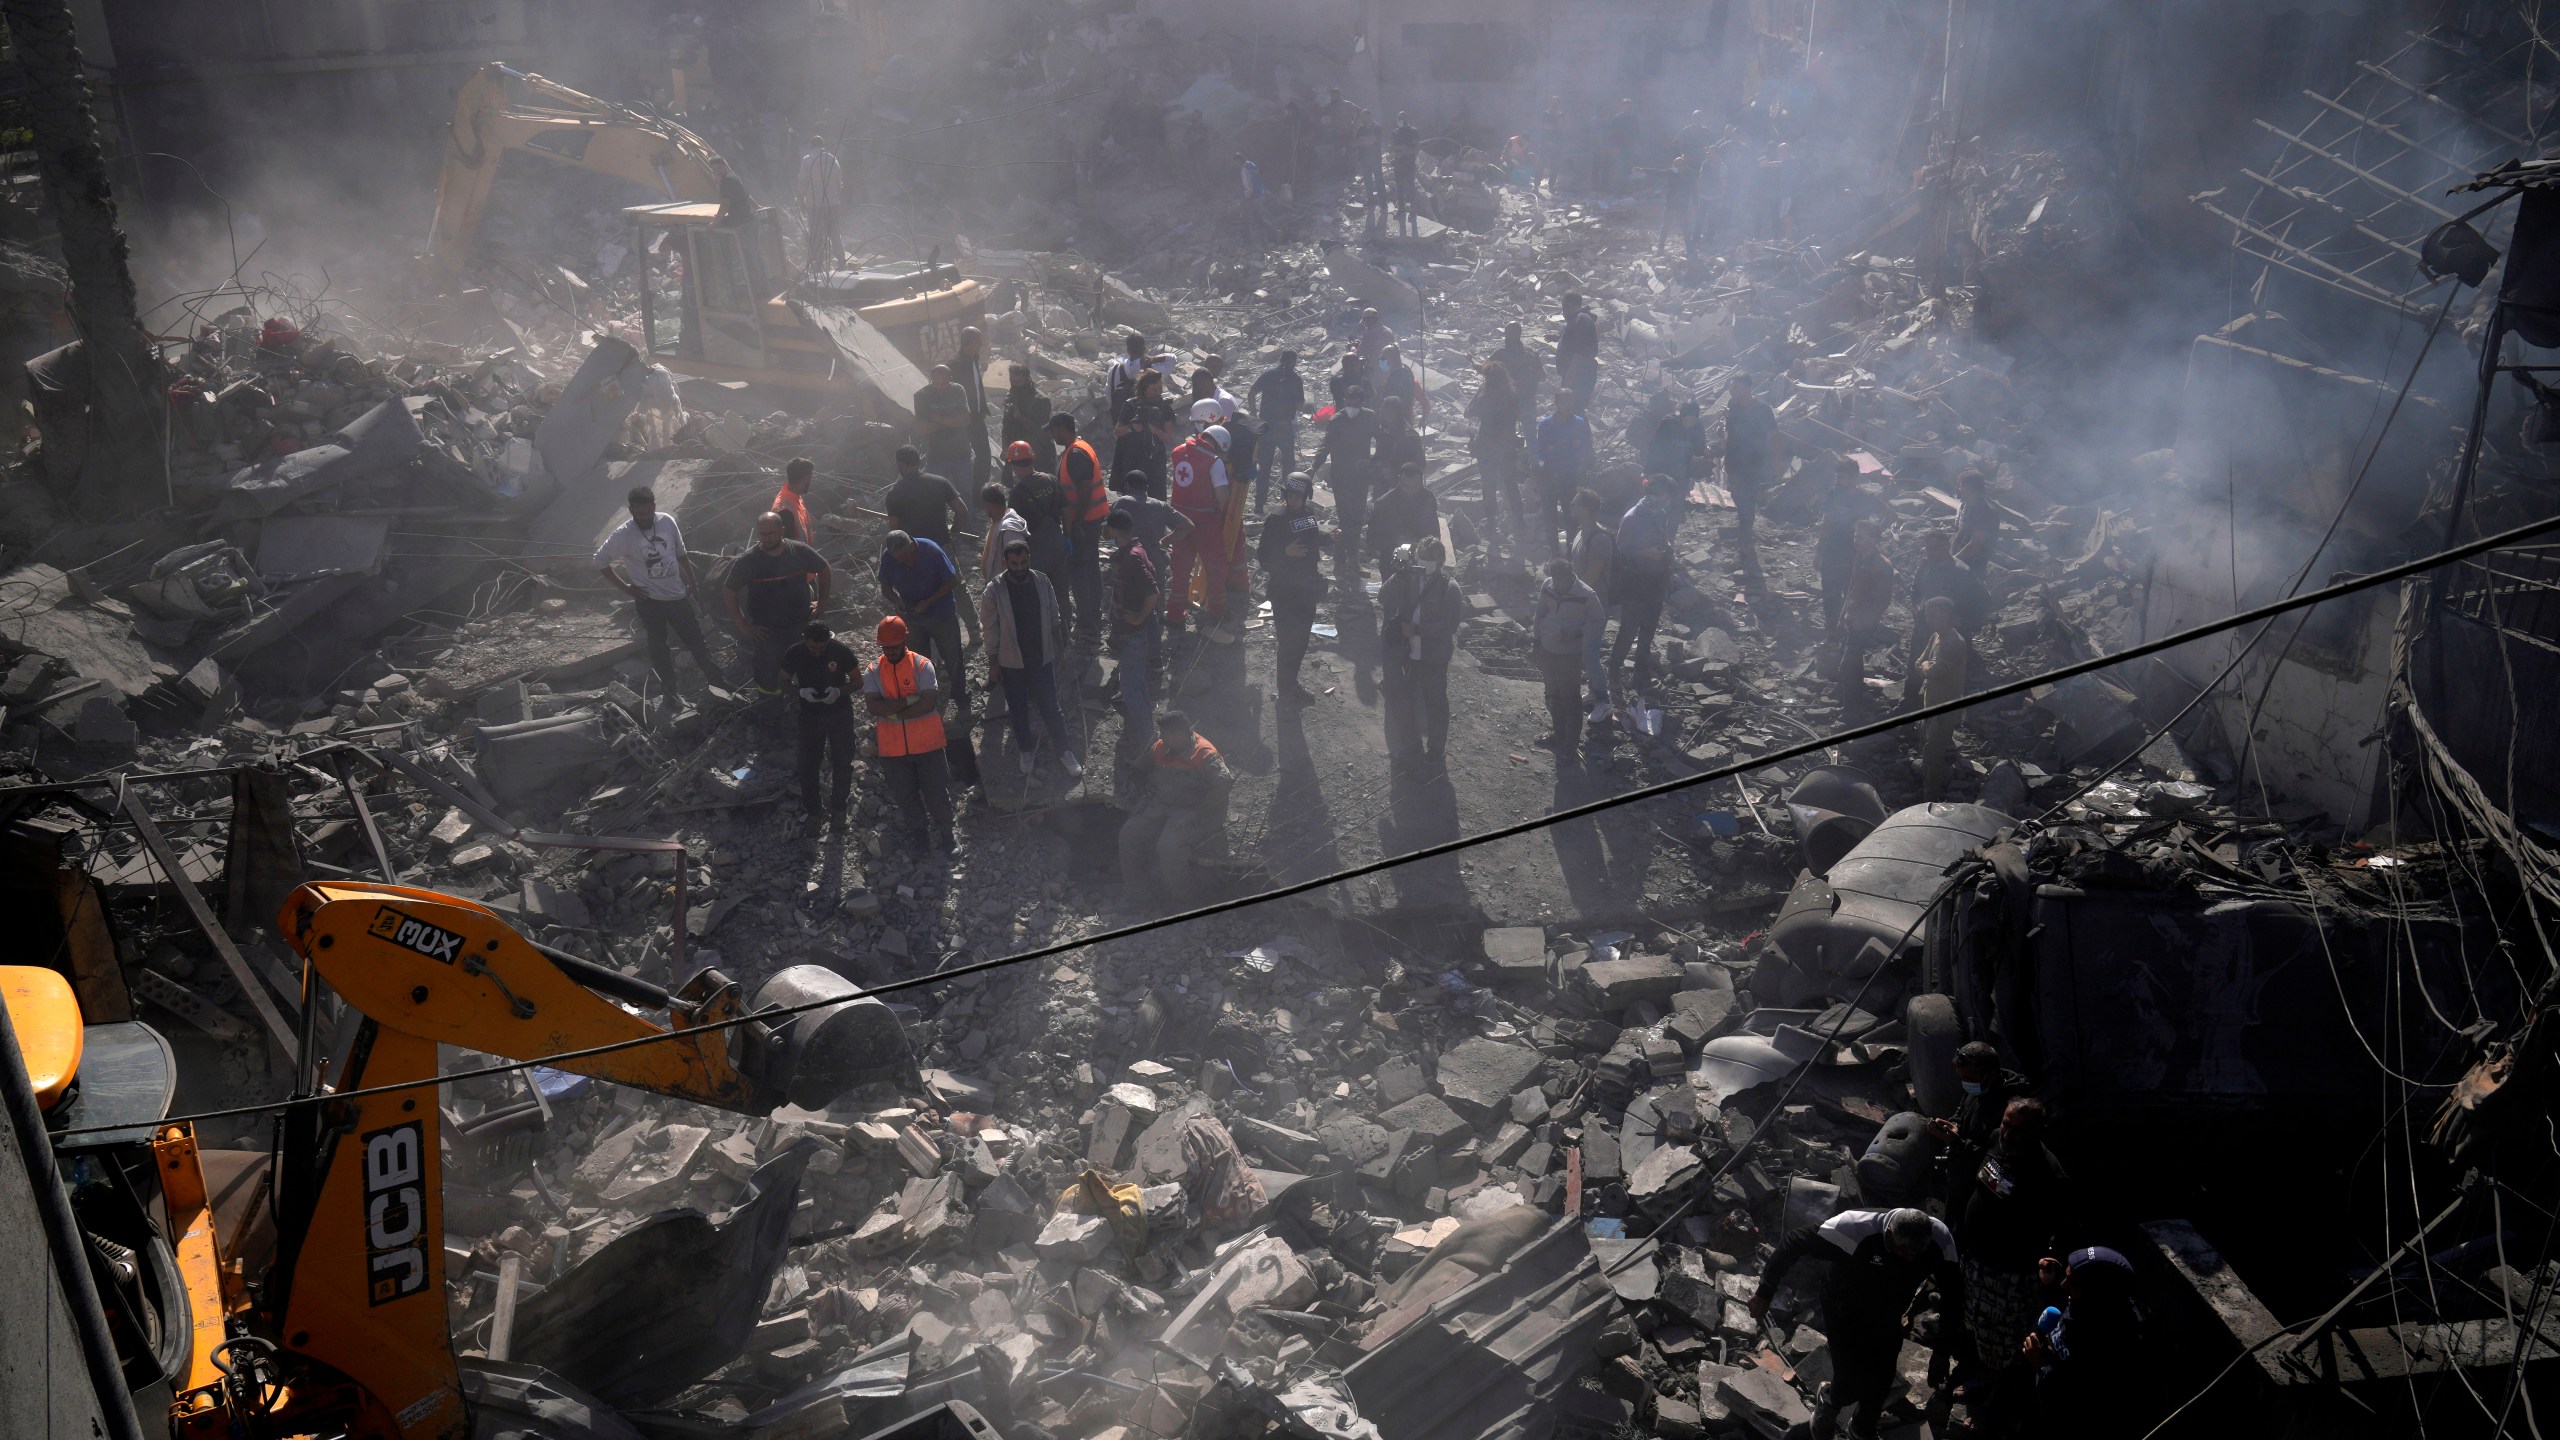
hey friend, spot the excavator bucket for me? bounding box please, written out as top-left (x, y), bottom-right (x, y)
top-left (751, 965), bottom-right (918, 1109)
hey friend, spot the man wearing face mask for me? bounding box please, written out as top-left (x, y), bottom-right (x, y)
top-left (1377, 536), bottom-right (1462, 771)
top-left (1929, 1041), bottom-right (2027, 1198)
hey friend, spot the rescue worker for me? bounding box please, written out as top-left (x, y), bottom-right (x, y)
top-left (778, 619), bottom-right (859, 826)
top-left (864, 615), bottom-right (957, 855)
top-left (1750, 1208), bottom-right (1959, 1440)
top-left (1532, 557), bottom-right (1604, 755)
top-left (952, 325), bottom-right (994, 485)
top-left (1004, 439), bottom-right (1073, 630)
top-left (769, 456), bottom-right (816, 541)
top-left (1257, 471), bottom-right (1336, 703)
top-left (1050, 413), bottom-right (1110, 645)
top-left (1377, 536), bottom-right (1462, 770)
top-left (980, 535), bottom-right (1081, 781)
top-left (1165, 423), bottom-right (1237, 636)
top-left (594, 483), bottom-right (724, 705)
top-left (722, 512), bottom-right (832, 696)
top-left (1308, 383), bottom-right (1380, 587)
top-left (1118, 710), bottom-right (1234, 899)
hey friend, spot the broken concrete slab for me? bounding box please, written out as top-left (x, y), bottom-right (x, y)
top-left (1377, 1092), bottom-right (1472, 1151)
top-left (1583, 954), bottom-right (1686, 1010)
top-left (1435, 1037), bottom-right (1548, 1122)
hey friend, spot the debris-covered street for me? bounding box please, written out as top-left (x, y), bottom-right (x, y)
top-left (0, 3), bottom-right (2556, 1439)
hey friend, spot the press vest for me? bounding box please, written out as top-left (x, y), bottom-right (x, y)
top-left (869, 651), bottom-right (946, 757)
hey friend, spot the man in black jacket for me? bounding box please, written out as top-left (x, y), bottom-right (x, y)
top-left (1750, 1207), bottom-right (1958, 1440)
top-left (1955, 1097), bottom-right (2072, 1406)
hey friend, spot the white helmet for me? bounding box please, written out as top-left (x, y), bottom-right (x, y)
top-left (1189, 398), bottom-right (1227, 424)
top-left (1202, 424), bottom-right (1230, 451)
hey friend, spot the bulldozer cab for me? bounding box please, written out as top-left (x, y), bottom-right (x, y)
top-left (629, 201), bottom-right (788, 369)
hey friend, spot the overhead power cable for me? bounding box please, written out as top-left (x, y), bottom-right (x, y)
top-left (48, 506), bottom-right (2560, 1142)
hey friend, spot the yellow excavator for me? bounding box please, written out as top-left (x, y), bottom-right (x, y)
top-left (10, 878), bottom-right (913, 1439)
top-left (427, 62), bottom-right (985, 411)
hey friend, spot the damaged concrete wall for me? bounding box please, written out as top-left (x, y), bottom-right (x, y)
top-left (2138, 324), bottom-right (2451, 829)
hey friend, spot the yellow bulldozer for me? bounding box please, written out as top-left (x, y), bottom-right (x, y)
top-left (6, 879), bottom-right (913, 1438)
top-left (428, 63), bottom-right (985, 414)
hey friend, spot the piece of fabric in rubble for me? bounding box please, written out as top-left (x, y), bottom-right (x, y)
top-left (1059, 1167), bottom-right (1149, 1254)
top-left (1180, 1112), bottom-right (1269, 1227)
top-left (510, 1139), bottom-right (815, 1406)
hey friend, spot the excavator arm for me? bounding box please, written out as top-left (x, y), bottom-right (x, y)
top-left (428, 63), bottom-right (729, 274)
top-left (222, 880), bottom-right (909, 1440)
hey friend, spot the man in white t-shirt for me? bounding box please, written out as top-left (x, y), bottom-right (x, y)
top-left (594, 483), bottom-right (725, 701)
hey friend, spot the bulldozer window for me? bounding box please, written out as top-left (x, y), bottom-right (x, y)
top-left (694, 227), bottom-right (754, 316)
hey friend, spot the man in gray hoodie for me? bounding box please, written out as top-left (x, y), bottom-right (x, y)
top-left (1533, 558), bottom-right (1605, 755)
top-left (980, 535), bottom-right (1082, 781)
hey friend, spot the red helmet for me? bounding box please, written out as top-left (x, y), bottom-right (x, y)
top-left (1004, 440), bottom-right (1037, 464)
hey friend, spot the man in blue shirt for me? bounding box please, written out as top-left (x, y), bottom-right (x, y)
top-left (879, 530), bottom-right (970, 722)
top-left (1534, 388), bottom-right (1593, 557)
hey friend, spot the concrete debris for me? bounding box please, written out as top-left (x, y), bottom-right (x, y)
top-left (10, 10), bottom-right (2549, 1440)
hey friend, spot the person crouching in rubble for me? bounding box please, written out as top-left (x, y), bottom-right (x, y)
top-left (1915, 595), bottom-right (1972, 798)
top-left (1533, 557), bottom-right (1603, 756)
top-left (1118, 710), bottom-right (1232, 901)
top-left (864, 616), bottom-right (958, 856)
top-left (1749, 1207), bottom-right (1958, 1440)
top-left (1378, 537), bottom-right (1462, 773)
top-left (722, 512), bottom-right (832, 698)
